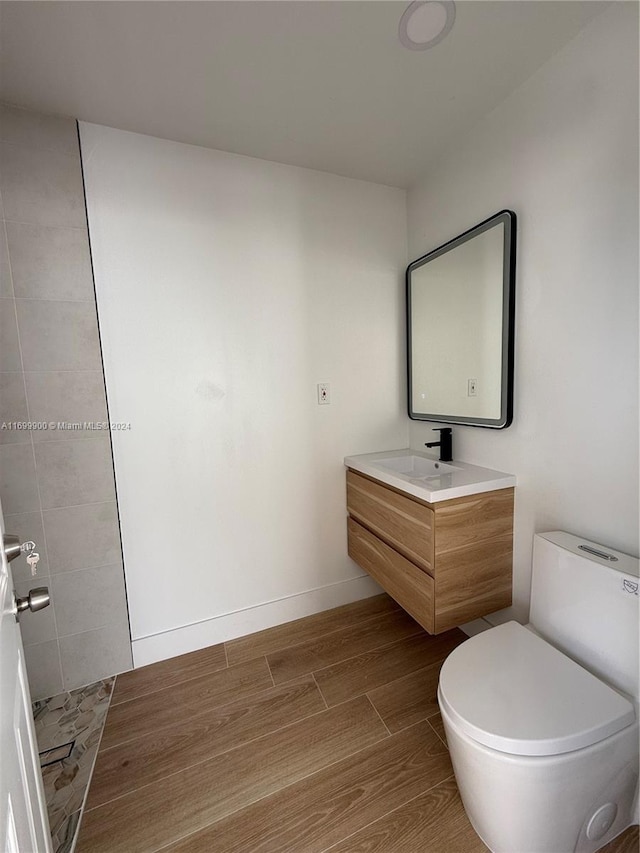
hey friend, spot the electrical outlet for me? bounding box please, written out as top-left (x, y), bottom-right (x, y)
top-left (317, 383), bottom-right (330, 405)
top-left (468, 378), bottom-right (478, 397)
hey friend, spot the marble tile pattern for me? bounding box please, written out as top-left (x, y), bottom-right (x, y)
top-left (33, 677), bottom-right (114, 853)
top-left (0, 102), bottom-right (132, 698)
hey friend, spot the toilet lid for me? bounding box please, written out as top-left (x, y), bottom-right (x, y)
top-left (438, 621), bottom-right (635, 756)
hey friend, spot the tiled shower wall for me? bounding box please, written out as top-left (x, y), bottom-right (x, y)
top-left (0, 103), bottom-right (132, 700)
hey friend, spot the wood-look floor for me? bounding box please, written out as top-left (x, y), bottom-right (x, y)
top-left (76, 594), bottom-right (640, 853)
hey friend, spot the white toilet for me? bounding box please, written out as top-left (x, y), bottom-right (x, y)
top-left (438, 531), bottom-right (639, 853)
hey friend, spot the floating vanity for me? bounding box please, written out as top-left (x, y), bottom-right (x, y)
top-left (344, 449), bottom-right (516, 634)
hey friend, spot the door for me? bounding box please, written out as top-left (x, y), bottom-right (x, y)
top-left (0, 500), bottom-right (52, 853)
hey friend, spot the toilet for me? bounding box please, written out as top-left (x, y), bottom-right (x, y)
top-left (438, 531), bottom-right (639, 853)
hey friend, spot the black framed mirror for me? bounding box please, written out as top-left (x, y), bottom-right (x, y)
top-left (407, 210), bottom-right (516, 428)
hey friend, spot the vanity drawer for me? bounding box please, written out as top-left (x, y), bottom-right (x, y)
top-left (433, 487), bottom-right (514, 633)
top-left (346, 470), bottom-right (434, 574)
top-left (348, 518), bottom-right (434, 634)
top-left (434, 535), bottom-right (513, 633)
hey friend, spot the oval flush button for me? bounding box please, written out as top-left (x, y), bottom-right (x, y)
top-left (586, 803), bottom-right (618, 841)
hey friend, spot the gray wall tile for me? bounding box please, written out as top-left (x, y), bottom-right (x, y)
top-left (23, 640), bottom-right (63, 701)
top-left (0, 221), bottom-right (12, 296)
top-left (0, 442), bottom-right (39, 514)
top-left (6, 222), bottom-right (93, 301)
top-left (0, 372), bottom-right (30, 444)
top-left (15, 299), bottom-right (101, 371)
top-left (0, 105), bottom-right (131, 696)
top-left (25, 371), bottom-right (107, 441)
top-left (0, 142), bottom-right (86, 228)
top-left (1, 297), bottom-right (22, 370)
top-left (51, 563), bottom-right (126, 637)
top-left (59, 619), bottom-right (132, 691)
top-left (15, 579), bottom-right (58, 645)
top-left (4, 510), bottom-right (50, 580)
top-left (42, 501), bottom-right (120, 573)
top-left (34, 438), bottom-right (115, 509)
top-left (0, 104), bottom-right (78, 155)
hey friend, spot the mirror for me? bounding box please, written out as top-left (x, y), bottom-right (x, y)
top-left (407, 210), bottom-right (516, 429)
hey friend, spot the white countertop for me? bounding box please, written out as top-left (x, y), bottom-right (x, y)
top-left (344, 448), bottom-right (516, 503)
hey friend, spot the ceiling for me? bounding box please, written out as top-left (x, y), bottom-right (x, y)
top-left (0, 1), bottom-right (607, 188)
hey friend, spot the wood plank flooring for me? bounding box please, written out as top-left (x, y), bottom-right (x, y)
top-left (77, 593), bottom-right (640, 853)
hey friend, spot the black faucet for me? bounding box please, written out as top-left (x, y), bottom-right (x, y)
top-left (425, 427), bottom-right (453, 463)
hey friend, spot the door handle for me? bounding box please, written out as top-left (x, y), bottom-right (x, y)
top-left (3, 533), bottom-right (22, 563)
top-left (3, 533), bottom-right (37, 564)
top-left (14, 587), bottom-right (50, 620)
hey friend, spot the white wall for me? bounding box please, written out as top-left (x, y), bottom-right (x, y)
top-left (408, 4), bottom-right (639, 622)
top-left (80, 124), bottom-right (408, 664)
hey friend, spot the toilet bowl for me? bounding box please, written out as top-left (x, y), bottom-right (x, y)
top-left (438, 532), bottom-right (639, 853)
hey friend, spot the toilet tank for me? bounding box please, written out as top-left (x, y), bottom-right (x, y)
top-left (530, 531), bottom-right (639, 701)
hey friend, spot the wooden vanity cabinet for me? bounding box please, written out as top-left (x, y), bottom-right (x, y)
top-left (346, 469), bottom-right (514, 634)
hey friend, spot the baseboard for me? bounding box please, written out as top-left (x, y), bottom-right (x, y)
top-left (131, 574), bottom-right (383, 668)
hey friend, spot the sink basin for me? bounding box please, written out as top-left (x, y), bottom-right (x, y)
top-left (344, 449), bottom-right (515, 503)
top-left (376, 455), bottom-right (460, 479)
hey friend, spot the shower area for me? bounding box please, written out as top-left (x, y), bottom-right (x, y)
top-left (0, 103), bottom-right (132, 849)
top-left (0, 102), bottom-right (132, 698)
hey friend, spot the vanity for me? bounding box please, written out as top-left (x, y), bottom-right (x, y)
top-left (344, 450), bottom-right (515, 634)
top-left (348, 211), bottom-right (518, 634)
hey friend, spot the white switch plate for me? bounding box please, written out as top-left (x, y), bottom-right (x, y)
top-left (317, 383), bottom-right (330, 405)
top-left (468, 378), bottom-right (478, 397)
